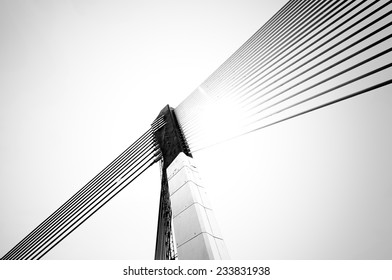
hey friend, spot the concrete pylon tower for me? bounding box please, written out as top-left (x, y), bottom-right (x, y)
top-left (152, 105), bottom-right (229, 260)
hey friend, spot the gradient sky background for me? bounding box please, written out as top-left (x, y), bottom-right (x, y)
top-left (1, 0), bottom-right (391, 260)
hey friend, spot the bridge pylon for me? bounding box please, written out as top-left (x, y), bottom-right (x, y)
top-left (152, 105), bottom-right (229, 260)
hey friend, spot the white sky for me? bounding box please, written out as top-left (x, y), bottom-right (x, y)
top-left (1, 0), bottom-right (391, 260)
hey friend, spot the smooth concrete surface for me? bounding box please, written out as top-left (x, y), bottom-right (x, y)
top-left (167, 152), bottom-right (229, 259)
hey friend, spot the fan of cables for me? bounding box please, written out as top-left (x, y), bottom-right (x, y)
top-left (1, 118), bottom-right (165, 260)
top-left (175, 0), bottom-right (392, 152)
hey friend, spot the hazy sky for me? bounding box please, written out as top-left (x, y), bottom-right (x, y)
top-left (1, 0), bottom-right (391, 260)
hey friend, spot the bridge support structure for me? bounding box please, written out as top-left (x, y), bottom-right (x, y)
top-left (152, 105), bottom-right (229, 260)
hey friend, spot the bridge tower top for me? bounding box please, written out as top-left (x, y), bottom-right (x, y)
top-left (152, 105), bottom-right (192, 170)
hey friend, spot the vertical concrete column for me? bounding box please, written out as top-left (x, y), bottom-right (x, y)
top-left (166, 152), bottom-right (229, 260)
